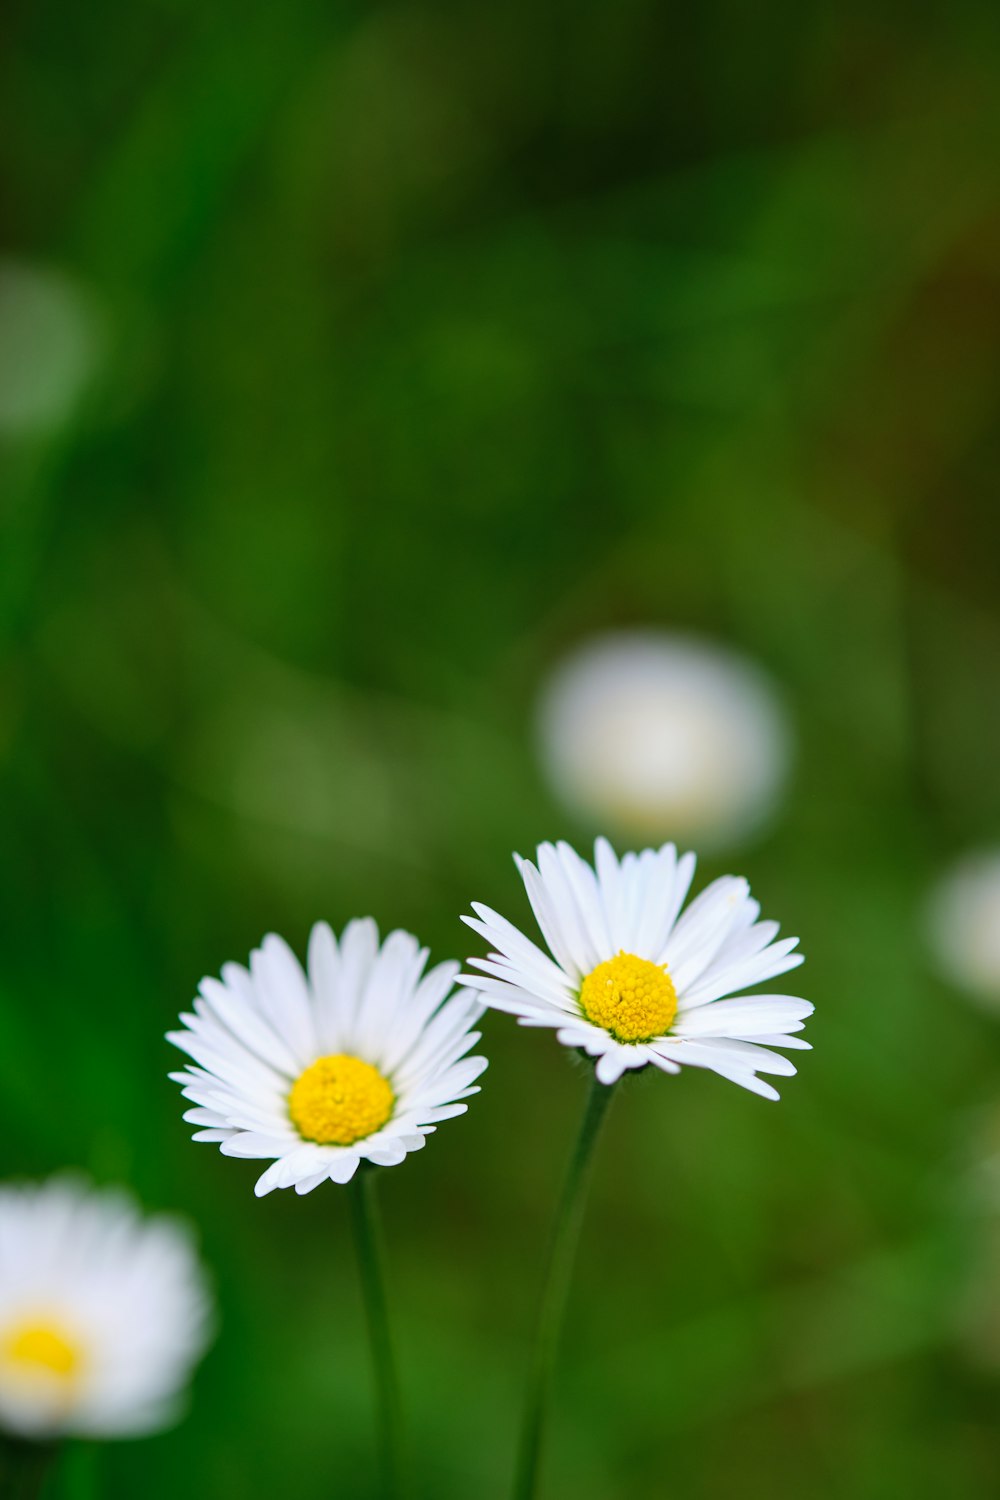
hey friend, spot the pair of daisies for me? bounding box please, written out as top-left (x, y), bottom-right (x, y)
top-left (170, 838), bottom-right (811, 1197)
top-left (0, 838), bottom-right (809, 1446)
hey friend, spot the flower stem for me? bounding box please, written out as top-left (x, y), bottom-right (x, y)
top-left (348, 1169), bottom-right (405, 1500)
top-left (513, 1069), bottom-right (616, 1500)
top-left (62, 1442), bottom-right (99, 1500)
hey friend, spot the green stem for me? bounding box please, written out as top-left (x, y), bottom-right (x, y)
top-left (513, 1069), bottom-right (616, 1500)
top-left (61, 1441), bottom-right (99, 1500)
top-left (348, 1169), bottom-right (405, 1500)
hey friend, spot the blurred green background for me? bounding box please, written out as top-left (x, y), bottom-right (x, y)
top-left (3, 0), bottom-right (1000, 1495)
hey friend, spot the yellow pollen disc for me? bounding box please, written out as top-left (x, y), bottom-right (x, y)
top-left (2, 1321), bottom-right (81, 1379)
top-left (579, 951), bottom-right (678, 1043)
top-left (289, 1054), bottom-right (395, 1146)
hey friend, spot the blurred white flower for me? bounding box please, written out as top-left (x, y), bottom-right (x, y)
top-left (0, 1178), bottom-right (211, 1440)
top-left (536, 632), bottom-right (792, 849)
top-left (169, 921), bottom-right (487, 1196)
top-left (0, 261), bottom-right (102, 437)
top-left (927, 851), bottom-right (1000, 1008)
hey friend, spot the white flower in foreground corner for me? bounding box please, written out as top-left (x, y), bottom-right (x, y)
top-left (460, 839), bottom-right (811, 1097)
top-left (0, 1177), bottom-right (211, 1440)
top-left (169, 921), bottom-right (487, 1197)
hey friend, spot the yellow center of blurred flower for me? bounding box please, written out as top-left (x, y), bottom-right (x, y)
top-left (579, 951), bottom-right (678, 1042)
top-left (289, 1054), bottom-right (395, 1145)
top-left (2, 1321), bottom-right (81, 1380)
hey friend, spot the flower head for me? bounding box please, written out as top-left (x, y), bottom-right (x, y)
top-left (537, 632), bottom-right (791, 849)
top-left (460, 838), bottom-right (810, 1096)
top-left (0, 1177), bottom-right (211, 1440)
top-left (926, 850), bottom-right (1000, 1009)
top-left (169, 921), bottom-right (487, 1196)
top-left (0, 260), bottom-right (103, 438)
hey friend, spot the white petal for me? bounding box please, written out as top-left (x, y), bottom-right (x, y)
top-left (662, 876), bottom-right (752, 988)
top-left (463, 955), bottom-right (578, 1012)
top-left (680, 938), bottom-right (803, 1008)
top-left (196, 976), bottom-right (299, 1077)
top-left (220, 1133), bottom-right (295, 1160)
top-left (672, 996), bottom-right (813, 1038)
top-left (354, 929), bottom-right (426, 1059)
top-left (307, 921), bottom-right (343, 1052)
top-left (633, 845), bottom-right (696, 958)
top-left (294, 1171), bottom-right (330, 1196)
top-left (595, 1047), bottom-right (636, 1085)
top-left (516, 854), bottom-right (585, 979)
top-left (380, 959), bottom-right (461, 1073)
top-left (334, 917), bottom-right (381, 1042)
top-left (463, 903), bottom-right (572, 993)
top-left (663, 1037), bottom-right (797, 1076)
top-left (752, 1032), bottom-right (812, 1050)
top-left (555, 1023), bottom-right (619, 1057)
top-left (326, 1155), bottom-right (361, 1185)
top-left (456, 975), bottom-right (559, 1021)
top-left (249, 934), bottom-right (317, 1065)
top-left (553, 841), bottom-right (615, 958)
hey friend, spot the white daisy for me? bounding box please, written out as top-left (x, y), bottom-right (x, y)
top-left (0, 1177), bottom-right (211, 1440)
top-left (169, 920), bottom-right (487, 1197)
top-left (0, 260), bottom-right (103, 438)
top-left (537, 632), bottom-right (791, 849)
top-left (926, 850), bottom-right (1000, 1009)
top-left (460, 838), bottom-right (810, 1097)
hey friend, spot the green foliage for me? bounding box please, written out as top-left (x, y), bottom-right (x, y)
top-left (2, 0), bottom-right (1000, 1494)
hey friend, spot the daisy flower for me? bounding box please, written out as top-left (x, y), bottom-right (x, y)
top-left (537, 631), bottom-right (791, 849)
top-left (0, 1177), bottom-right (211, 1440)
top-left (460, 838), bottom-right (810, 1097)
top-left (926, 849), bottom-right (1000, 1010)
top-left (169, 920), bottom-right (487, 1197)
top-left (0, 260), bottom-right (103, 439)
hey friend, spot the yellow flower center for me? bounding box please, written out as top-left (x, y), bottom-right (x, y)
top-left (579, 951), bottom-right (678, 1043)
top-left (2, 1321), bottom-right (81, 1380)
top-left (289, 1054), bottom-right (395, 1145)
